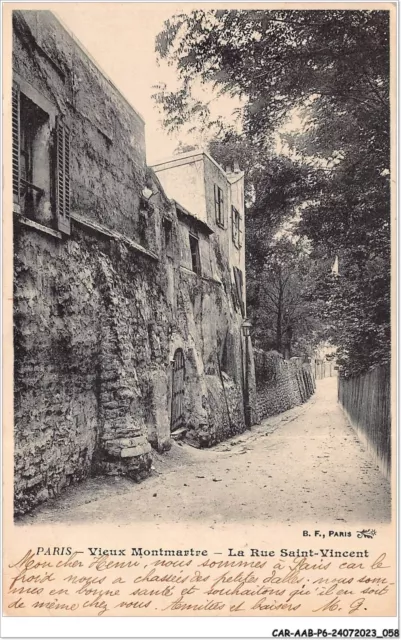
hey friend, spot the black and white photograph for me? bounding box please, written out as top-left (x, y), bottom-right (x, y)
top-left (10, 4), bottom-right (392, 531)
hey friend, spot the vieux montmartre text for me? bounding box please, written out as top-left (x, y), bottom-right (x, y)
top-left (82, 548), bottom-right (370, 559)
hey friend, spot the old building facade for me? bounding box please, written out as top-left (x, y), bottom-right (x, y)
top-left (12, 10), bottom-right (256, 515)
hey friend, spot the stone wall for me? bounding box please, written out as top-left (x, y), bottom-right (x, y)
top-left (13, 10), bottom-right (250, 515)
top-left (14, 219), bottom-right (173, 515)
top-left (187, 373), bottom-right (245, 448)
top-left (254, 350), bottom-right (315, 421)
top-left (13, 10), bottom-right (173, 516)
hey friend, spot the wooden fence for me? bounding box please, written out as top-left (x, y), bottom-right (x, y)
top-left (338, 364), bottom-right (391, 480)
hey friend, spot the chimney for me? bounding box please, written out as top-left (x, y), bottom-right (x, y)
top-left (233, 161), bottom-right (240, 173)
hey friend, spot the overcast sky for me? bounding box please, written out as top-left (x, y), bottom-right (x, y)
top-left (55, 3), bottom-right (189, 164)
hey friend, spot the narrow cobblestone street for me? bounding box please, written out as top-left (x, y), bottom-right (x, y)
top-left (19, 378), bottom-right (391, 526)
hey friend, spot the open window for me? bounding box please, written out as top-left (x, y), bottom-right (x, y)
top-left (189, 233), bottom-right (201, 276)
top-left (12, 80), bottom-right (71, 235)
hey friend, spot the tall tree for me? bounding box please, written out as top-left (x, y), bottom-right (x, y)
top-left (154, 9), bottom-right (391, 375)
top-left (155, 10), bottom-right (388, 145)
top-left (248, 237), bottom-right (328, 357)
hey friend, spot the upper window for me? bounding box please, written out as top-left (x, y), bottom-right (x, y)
top-left (12, 81), bottom-right (71, 235)
top-left (232, 206), bottom-right (242, 249)
top-left (214, 184), bottom-right (224, 228)
top-left (189, 233), bottom-right (201, 276)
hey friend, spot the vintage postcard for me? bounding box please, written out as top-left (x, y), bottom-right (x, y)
top-left (2, 1), bottom-right (398, 636)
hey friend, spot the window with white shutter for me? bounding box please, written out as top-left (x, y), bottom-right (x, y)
top-left (12, 77), bottom-right (68, 236)
top-left (55, 117), bottom-right (71, 234)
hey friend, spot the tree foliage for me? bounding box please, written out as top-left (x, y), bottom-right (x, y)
top-left (247, 237), bottom-right (329, 357)
top-left (155, 10), bottom-right (388, 141)
top-left (154, 9), bottom-right (391, 376)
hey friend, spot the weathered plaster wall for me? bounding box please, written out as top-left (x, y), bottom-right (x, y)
top-left (171, 268), bottom-right (248, 448)
top-left (172, 179), bottom-right (249, 444)
top-left (227, 176), bottom-right (246, 276)
top-left (203, 155), bottom-right (230, 230)
top-left (229, 176), bottom-right (244, 217)
top-left (202, 158), bottom-right (246, 319)
top-left (154, 154), bottom-right (247, 314)
top-left (177, 218), bottom-right (214, 279)
top-left (152, 156), bottom-right (207, 223)
top-left (13, 10), bottom-right (147, 241)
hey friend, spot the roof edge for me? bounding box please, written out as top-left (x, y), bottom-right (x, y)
top-left (172, 199), bottom-right (214, 236)
top-left (227, 171), bottom-right (245, 184)
top-left (151, 149), bottom-right (242, 183)
top-left (151, 149), bottom-right (204, 168)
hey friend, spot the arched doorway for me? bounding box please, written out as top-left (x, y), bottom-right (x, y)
top-left (171, 349), bottom-right (185, 432)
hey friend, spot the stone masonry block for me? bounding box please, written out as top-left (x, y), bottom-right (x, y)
top-left (120, 443), bottom-right (152, 458)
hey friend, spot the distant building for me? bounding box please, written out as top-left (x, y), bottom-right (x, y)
top-left (152, 149), bottom-right (246, 293)
top-left (12, 10), bottom-right (256, 515)
top-left (313, 342), bottom-right (338, 379)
